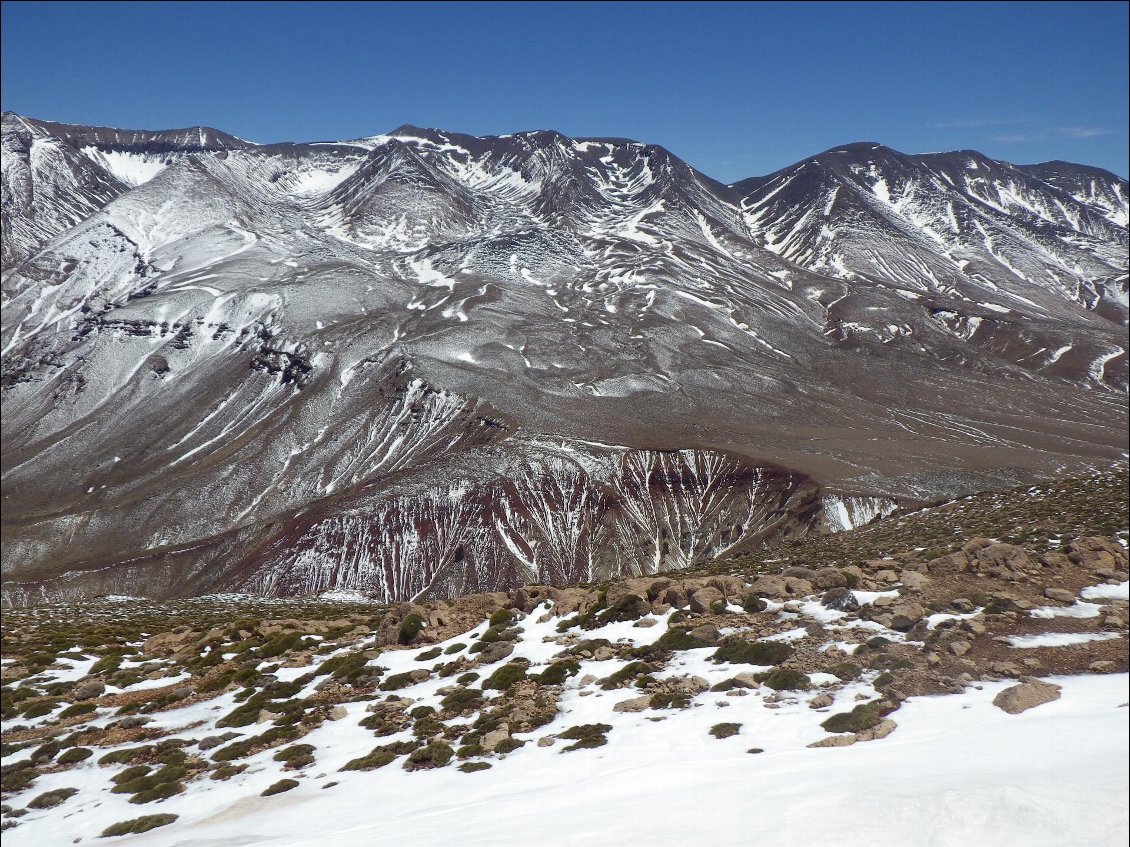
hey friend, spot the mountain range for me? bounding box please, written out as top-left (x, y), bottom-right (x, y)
top-left (1, 112), bottom-right (1126, 606)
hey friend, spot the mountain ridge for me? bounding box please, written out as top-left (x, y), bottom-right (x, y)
top-left (1, 113), bottom-right (1126, 606)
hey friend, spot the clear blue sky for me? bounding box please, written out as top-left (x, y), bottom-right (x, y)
top-left (2, 1), bottom-right (1127, 181)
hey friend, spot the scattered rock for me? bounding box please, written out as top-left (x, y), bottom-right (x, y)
top-left (992, 679), bottom-right (1061, 714)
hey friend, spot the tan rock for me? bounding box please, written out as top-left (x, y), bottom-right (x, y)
top-left (1043, 587), bottom-right (1076, 603)
top-left (613, 696), bottom-right (652, 713)
top-left (689, 586), bottom-right (726, 614)
top-left (899, 571), bottom-right (930, 592)
top-left (992, 679), bottom-right (1061, 714)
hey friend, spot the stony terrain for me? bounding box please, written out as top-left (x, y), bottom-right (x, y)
top-left (2, 471), bottom-right (1126, 844)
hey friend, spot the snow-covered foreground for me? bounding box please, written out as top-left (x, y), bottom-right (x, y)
top-left (14, 672), bottom-right (1122, 847)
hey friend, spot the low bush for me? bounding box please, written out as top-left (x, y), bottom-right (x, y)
top-left (101, 814), bottom-right (178, 837)
top-left (709, 722), bottom-right (741, 739)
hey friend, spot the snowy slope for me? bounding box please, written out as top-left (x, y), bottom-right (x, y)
top-left (1, 115), bottom-right (1127, 604)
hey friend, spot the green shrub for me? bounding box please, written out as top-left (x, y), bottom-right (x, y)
top-left (654, 627), bottom-right (715, 651)
top-left (742, 594), bottom-right (767, 613)
top-left (535, 660), bottom-right (580, 685)
top-left (341, 741), bottom-right (419, 771)
top-left (21, 700), bottom-right (57, 719)
top-left (209, 763), bottom-right (247, 781)
top-left (273, 744), bottom-right (315, 762)
top-left (494, 738), bottom-right (525, 754)
top-left (600, 661), bottom-right (651, 690)
top-left (761, 669), bottom-right (810, 691)
top-left (482, 663), bottom-right (527, 691)
top-left (59, 702), bottom-right (98, 719)
top-left (415, 647), bottom-right (443, 662)
top-left (709, 722), bottom-right (742, 739)
top-left (398, 614), bottom-right (426, 645)
top-left (261, 778), bottom-right (299, 797)
top-left (28, 786), bottom-right (78, 809)
top-left (558, 724), bottom-right (611, 752)
top-left (0, 759), bottom-right (38, 792)
top-left (440, 688), bottom-right (484, 713)
top-left (129, 781), bottom-right (185, 804)
top-left (380, 671), bottom-right (423, 691)
top-left (101, 814), bottom-right (178, 837)
top-left (831, 662), bottom-right (862, 681)
top-left (457, 672), bottom-right (480, 685)
top-left (58, 747), bottom-right (93, 765)
top-left (488, 609), bottom-right (514, 628)
top-left (711, 640), bottom-right (792, 666)
top-left (458, 761), bottom-right (492, 773)
top-left (872, 672), bottom-right (896, 688)
top-left (821, 702), bottom-right (883, 733)
top-left (649, 692), bottom-right (691, 709)
top-left (405, 741), bottom-right (454, 770)
top-left (444, 642), bottom-right (467, 655)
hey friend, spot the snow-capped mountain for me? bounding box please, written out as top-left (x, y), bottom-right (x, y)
top-left (1, 113), bottom-right (1126, 605)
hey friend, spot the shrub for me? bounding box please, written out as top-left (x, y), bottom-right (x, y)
top-left (21, 700), bottom-right (57, 719)
top-left (600, 661), bottom-right (651, 690)
top-left (559, 724), bottom-right (611, 752)
top-left (261, 778), bottom-right (299, 797)
top-left (273, 744), bottom-right (315, 763)
top-left (711, 640), bottom-right (792, 666)
top-left (494, 738), bottom-right (525, 754)
top-left (482, 663), bottom-right (527, 691)
top-left (341, 741), bottom-right (419, 771)
top-left (1, 760), bottom-right (39, 793)
top-left (28, 787), bottom-right (78, 809)
top-left (742, 594), bottom-right (767, 613)
top-left (444, 642), bottom-right (467, 655)
top-left (821, 702), bottom-right (883, 734)
top-left (535, 660), bottom-right (580, 686)
top-left (649, 692), bottom-right (691, 709)
top-left (761, 669), bottom-right (811, 691)
top-left (112, 765), bottom-right (152, 784)
top-left (59, 703), bottom-right (98, 719)
top-left (830, 663), bottom-right (862, 681)
top-left (709, 723), bottom-right (741, 739)
top-left (654, 627), bottom-right (715, 651)
top-left (398, 614), bottom-right (426, 645)
top-left (380, 672), bottom-right (420, 691)
top-left (440, 688), bottom-right (484, 712)
top-left (101, 814), bottom-right (178, 837)
top-left (488, 609), bottom-right (514, 628)
top-left (415, 647), bottom-right (443, 662)
top-left (209, 764), bottom-right (247, 781)
top-left (457, 672), bottom-right (480, 685)
top-left (129, 781), bottom-right (185, 804)
top-left (872, 672), bottom-right (896, 688)
top-left (405, 741), bottom-right (454, 770)
top-left (458, 761), bottom-right (492, 773)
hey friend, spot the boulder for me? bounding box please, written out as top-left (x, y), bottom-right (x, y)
top-left (1066, 537), bottom-right (1128, 572)
top-left (926, 552), bottom-right (969, 574)
top-left (821, 587), bottom-right (860, 612)
top-left (899, 571), bottom-right (930, 592)
top-left (688, 587), bottom-right (725, 614)
top-left (476, 642), bottom-right (514, 665)
top-left (992, 679), bottom-right (1061, 714)
top-left (890, 602), bottom-right (925, 631)
top-left (748, 575), bottom-right (788, 599)
top-left (813, 568), bottom-right (848, 589)
top-left (782, 566), bottom-right (817, 580)
top-left (975, 543), bottom-right (1031, 573)
top-left (482, 723), bottom-right (511, 752)
top-left (72, 680), bottom-right (105, 701)
top-left (783, 577), bottom-right (814, 596)
top-left (1043, 587), bottom-right (1076, 603)
top-left (612, 695), bottom-right (652, 713)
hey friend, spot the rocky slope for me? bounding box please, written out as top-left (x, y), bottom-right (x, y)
top-left (1, 114), bottom-right (1127, 604)
top-left (1, 471), bottom-right (1126, 844)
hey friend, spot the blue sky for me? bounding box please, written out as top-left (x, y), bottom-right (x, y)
top-left (2, 1), bottom-right (1126, 181)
